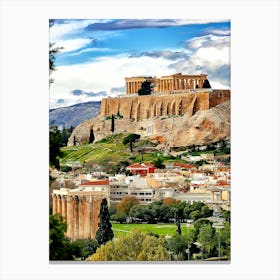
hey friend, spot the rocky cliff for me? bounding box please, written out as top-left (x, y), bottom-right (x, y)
top-left (68, 93), bottom-right (230, 148)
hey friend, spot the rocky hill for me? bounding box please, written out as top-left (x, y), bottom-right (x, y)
top-left (49, 101), bottom-right (101, 128)
top-left (67, 100), bottom-right (230, 148)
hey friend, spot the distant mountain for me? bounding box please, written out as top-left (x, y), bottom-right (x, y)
top-left (49, 101), bottom-right (101, 128)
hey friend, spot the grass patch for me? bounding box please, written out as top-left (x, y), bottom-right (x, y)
top-left (59, 133), bottom-right (190, 167)
top-left (111, 222), bottom-right (191, 238)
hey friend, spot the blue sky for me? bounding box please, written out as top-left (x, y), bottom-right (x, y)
top-left (49, 19), bottom-right (230, 108)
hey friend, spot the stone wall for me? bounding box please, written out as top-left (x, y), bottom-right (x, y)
top-left (67, 89), bottom-right (230, 147)
top-left (99, 90), bottom-right (230, 120)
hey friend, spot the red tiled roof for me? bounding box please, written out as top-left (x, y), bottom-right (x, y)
top-left (218, 181), bottom-right (230, 186)
top-left (174, 163), bottom-right (195, 169)
top-left (80, 180), bottom-right (109, 186)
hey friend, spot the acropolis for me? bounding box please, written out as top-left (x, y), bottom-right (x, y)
top-left (99, 72), bottom-right (230, 121)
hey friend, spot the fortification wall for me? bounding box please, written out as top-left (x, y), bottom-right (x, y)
top-left (99, 90), bottom-right (230, 120)
top-left (209, 90), bottom-right (231, 108)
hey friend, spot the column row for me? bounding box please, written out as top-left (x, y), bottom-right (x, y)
top-left (159, 78), bottom-right (204, 91)
top-left (52, 194), bottom-right (102, 240)
top-left (126, 81), bottom-right (143, 94)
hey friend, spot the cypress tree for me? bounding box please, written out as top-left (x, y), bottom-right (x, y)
top-left (95, 198), bottom-right (114, 246)
top-left (111, 114), bottom-right (115, 133)
top-left (89, 129), bottom-right (94, 143)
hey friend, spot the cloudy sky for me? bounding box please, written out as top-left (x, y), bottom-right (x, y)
top-left (49, 19), bottom-right (230, 109)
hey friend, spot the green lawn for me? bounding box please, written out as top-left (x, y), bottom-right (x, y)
top-left (111, 222), bottom-right (191, 238)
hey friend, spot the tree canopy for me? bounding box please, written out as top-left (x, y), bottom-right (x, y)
top-left (87, 230), bottom-right (169, 261)
top-left (202, 79), bottom-right (211, 88)
top-left (138, 80), bottom-right (152, 95)
top-left (123, 134), bottom-right (141, 152)
top-left (49, 214), bottom-right (74, 260)
top-left (117, 195), bottom-right (140, 215)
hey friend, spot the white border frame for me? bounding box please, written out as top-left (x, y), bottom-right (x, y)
top-left (1, 0), bottom-right (279, 279)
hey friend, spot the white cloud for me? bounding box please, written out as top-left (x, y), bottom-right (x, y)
top-left (50, 19), bottom-right (106, 42)
top-left (190, 46), bottom-right (230, 70)
top-left (68, 47), bottom-right (113, 56)
top-left (50, 27), bottom-right (231, 109)
top-left (49, 54), bottom-right (176, 108)
top-left (209, 29), bottom-right (231, 36)
top-left (55, 38), bottom-right (93, 53)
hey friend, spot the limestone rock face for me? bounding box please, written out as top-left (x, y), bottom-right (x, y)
top-left (68, 100), bottom-right (230, 148)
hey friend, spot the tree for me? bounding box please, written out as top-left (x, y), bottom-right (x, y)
top-left (218, 223), bottom-right (231, 258)
top-left (123, 134), bottom-right (140, 152)
top-left (49, 19), bottom-right (63, 85)
top-left (49, 214), bottom-right (74, 260)
top-left (162, 197), bottom-right (180, 207)
top-left (138, 80), bottom-right (152, 95)
top-left (200, 205), bottom-right (213, 218)
top-left (152, 157), bottom-right (165, 169)
top-left (194, 218), bottom-right (213, 239)
top-left (89, 129), bottom-right (95, 143)
top-left (95, 198), bottom-right (114, 246)
top-left (197, 224), bottom-right (215, 259)
top-left (71, 238), bottom-right (99, 260)
top-left (202, 79), bottom-right (211, 88)
top-left (138, 235), bottom-right (169, 261)
top-left (49, 126), bottom-right (63, 169)
top-left (117, 195), bottom-right (140, 216)
top-left (111, 114), bottom-right (115, 133)
top-left (87, 230), bottom-right (169, 261)
top-left (168, 233), bottom-right (187, 260)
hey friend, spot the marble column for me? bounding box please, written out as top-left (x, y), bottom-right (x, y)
top-left (61, 195), bottom-right (67, 219)
top-left (57, 195), bottom-right (62, 214)
top-left (190, 79), bottom-right (194, 89)
top-left (78, 196), bottom-right (84, 239)
top-left (73, 196), bottom-right (79, 240)
top-left (83, 196), bottom-right (91, 239)
top-left (52, 194), bottom-right (57, 214)
top-left (66, 196), bottom-right (74, 239)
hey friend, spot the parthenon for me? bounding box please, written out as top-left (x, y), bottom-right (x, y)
top-left (125, 73), bottom-right (208, 94)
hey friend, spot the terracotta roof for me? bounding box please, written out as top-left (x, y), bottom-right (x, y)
top-left (80, 180), bottom-right (109, 186)
top-left (218, 181), bottom-right (230, 186)
top-left (174, 163), bottom-right (195, 169)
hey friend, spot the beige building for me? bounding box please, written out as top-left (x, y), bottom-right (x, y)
top-left (109, 180), bottom-right (174, 204)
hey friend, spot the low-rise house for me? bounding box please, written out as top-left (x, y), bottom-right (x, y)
top-left (126, 163), bottom-right (155, 176)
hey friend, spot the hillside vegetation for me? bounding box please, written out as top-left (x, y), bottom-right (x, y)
top-left (59, 133), bottom-right (176, 167)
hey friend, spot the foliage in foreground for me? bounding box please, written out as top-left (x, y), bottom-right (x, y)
top-left (49, 214), bottom-right (98, 260)
top-left (87, 230), bottom-right (169, 261)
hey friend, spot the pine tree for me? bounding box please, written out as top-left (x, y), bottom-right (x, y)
top-left (95, 198), bottom-right (114, 246)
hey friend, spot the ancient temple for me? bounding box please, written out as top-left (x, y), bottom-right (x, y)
top-left (125, 73), bottom-right (208, 94)
top-left (52, 181), bottom-right (109, 240)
